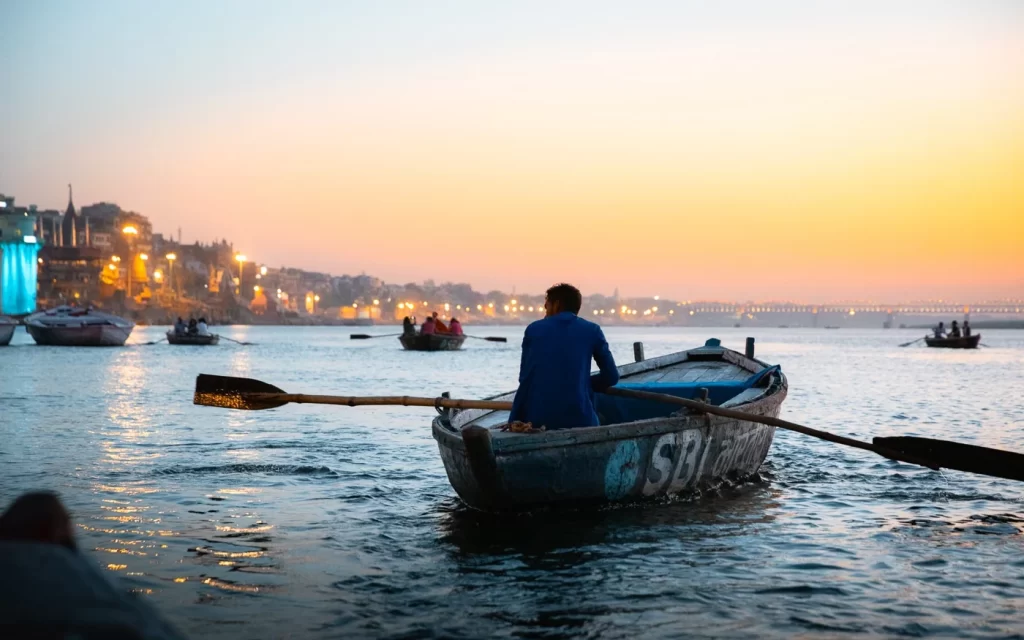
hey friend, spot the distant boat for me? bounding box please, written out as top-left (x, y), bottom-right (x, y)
top-left (399, 333), bottom-right (466, 351)
top-left (0, 316), bottom-right (16, 346)
top-left (24, 306), bottom-right (134, 346)
top-left (167, 331), bottom-right (220, 346)
top-left (824, 326), bottom-right (840, 330)
top-left (925, 334), bottom-right (981, 349)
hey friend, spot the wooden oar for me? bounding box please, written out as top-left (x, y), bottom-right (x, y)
top-left (193, 374), bottom-right (513, 411)
top-left (350, 333), bottom-right (402, 340)
top-left (465, 335), bottom-right (508, 343)
top-left (603, 386), bottom-right (1024, 483)
top-left (872, 437), bottom-right (1024, 482)
top-left (899, 336), bottom-right (926, 347)
top-left (192, 374), bottom-right (1024, 483)
top-left (142, 336), bottom-right (168, 346)
top-left (219, 335), bottom-right (255, 346)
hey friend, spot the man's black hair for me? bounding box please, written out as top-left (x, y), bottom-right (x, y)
top-left (546, 283), bottom-right (583, 314)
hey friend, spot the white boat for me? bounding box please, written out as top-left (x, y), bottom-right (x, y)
top-left (0, 316), bottom-right (16, 346)
top-left (24, 306), bottom-right (134, 347)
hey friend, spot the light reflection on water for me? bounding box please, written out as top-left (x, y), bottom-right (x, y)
top-left (2, 326), bottom-right (1024, 639)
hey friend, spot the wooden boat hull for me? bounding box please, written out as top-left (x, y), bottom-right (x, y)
top-left (399, 333), bottom-right (466, 351)
top-left (925, 334), bottom-right (980, 349)
top-left (0, 323), bottom-right (15, 346)
top-left (26, 323), bottom-right (132, 346)
top-left (167, 332), bottom-right (220, 345)
top-left (432, 342), bottom-right (787, 511)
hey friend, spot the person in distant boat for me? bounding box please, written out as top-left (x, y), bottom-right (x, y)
top-left (421, 316), bottom-right (436, 335)
top-left (449, 317), bottom-right (464, 336)
top-left (509, 283), bottom-right (619, 431)
top-left (196, 317), bottom-right (210, 336)
top-left (188, 318), bottom-right (198, 335)
top-left (933, 321), bottom-right (946, 338)
top-left (963, 320), bottom-right (971, 337)
top-left (402, 316), bottom-right (416, 336)
top-left (948, 320), bottom-right (961, 338)
top-left (174, 317), bottom-right (187, 336)
top-left (432, 312), bottom-right (449, 333)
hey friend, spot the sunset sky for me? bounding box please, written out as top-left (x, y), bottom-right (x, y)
top-left (2, 1), bottom-right (1022, 301)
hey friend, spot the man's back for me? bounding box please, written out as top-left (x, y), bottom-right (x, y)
top-left (510, 312), bottom-right (619, 430)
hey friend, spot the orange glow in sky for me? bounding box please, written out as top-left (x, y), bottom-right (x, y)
top-left (4, 2), bottom-right (1022, 300)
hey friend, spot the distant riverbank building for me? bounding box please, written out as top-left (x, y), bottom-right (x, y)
top-left (0, 186), bottom-right (155, 312)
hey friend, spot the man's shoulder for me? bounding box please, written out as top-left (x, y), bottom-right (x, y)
top-left (567, 314), bottom-right (604, 337)
top-left (524, 317), bottom-right (549, 335)
top-left (527, 314), bottom-right (603, 335)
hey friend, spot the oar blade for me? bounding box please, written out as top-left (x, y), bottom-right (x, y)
top-left (484, 336), bottom-right (507, 342)
top-left (873, 436), bottom-right (1024, 482)
top-left (193, 374), bottom-right (287, 411)
top-left (350, 334), bottom-right (372, 340)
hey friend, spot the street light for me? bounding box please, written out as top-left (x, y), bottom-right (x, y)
top-left (235, 254), bottom-right (247, 296)
top-left (166, 253), bottom-right (177, 295)
top-left (122, 226), bottom-right (138, 298)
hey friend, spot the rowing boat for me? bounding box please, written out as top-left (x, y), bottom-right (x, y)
top-left (924, 334), bottom-right (980, 349)
top-left (24, 306), bottom-right (134, 346)
top-left (432, 339), bottom-right (787, 511)
top-left (399, 333), bottom-right (466, 351)
top-left (167, 331), bottom-right (220, 346)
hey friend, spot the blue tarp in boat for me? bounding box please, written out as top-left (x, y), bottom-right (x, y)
top-left (596, 365), bottom-right (781, 424)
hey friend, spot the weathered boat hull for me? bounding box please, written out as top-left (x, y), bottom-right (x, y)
top-left (925, 334), bottom-right (980, 349)
top-left (400, 333), bottom-right (466, 351)
top-left (26, 323), bottom-right (132, 346)
top-left (432, 343), bottom-right (787, 511)
top-left (0, 323), bottom-right (15, 346)
top-left (167, 332), bottom-right (220, 345)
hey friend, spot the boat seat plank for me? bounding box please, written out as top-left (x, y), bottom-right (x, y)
top-left (702, 365), bottom-right (752, 383)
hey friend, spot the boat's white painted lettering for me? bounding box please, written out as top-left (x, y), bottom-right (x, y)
top-left (668, 431), bottom-right (706, 492)
top-left (642, 433), bottom-right (679, 495)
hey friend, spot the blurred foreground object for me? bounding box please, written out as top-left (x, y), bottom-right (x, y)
top-left (0, 491), bottom-right (187, 640)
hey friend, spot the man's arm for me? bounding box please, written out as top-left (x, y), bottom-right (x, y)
top-left (509, 327), bottom-right (533, 421)
top-left (590, 326), bottom-right (619, 391)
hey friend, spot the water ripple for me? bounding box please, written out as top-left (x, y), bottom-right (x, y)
top-left (2, 326), bottom-right (1024, 639)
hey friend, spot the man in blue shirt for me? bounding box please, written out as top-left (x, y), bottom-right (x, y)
top-left (509, 283), bottom-right (620, 430)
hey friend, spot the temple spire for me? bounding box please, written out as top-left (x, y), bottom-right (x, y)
top-left (61, 183), bottom-right (78, 247)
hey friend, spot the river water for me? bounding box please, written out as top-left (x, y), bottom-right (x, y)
top-left (2, 326), bottom-right (1023, 639)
